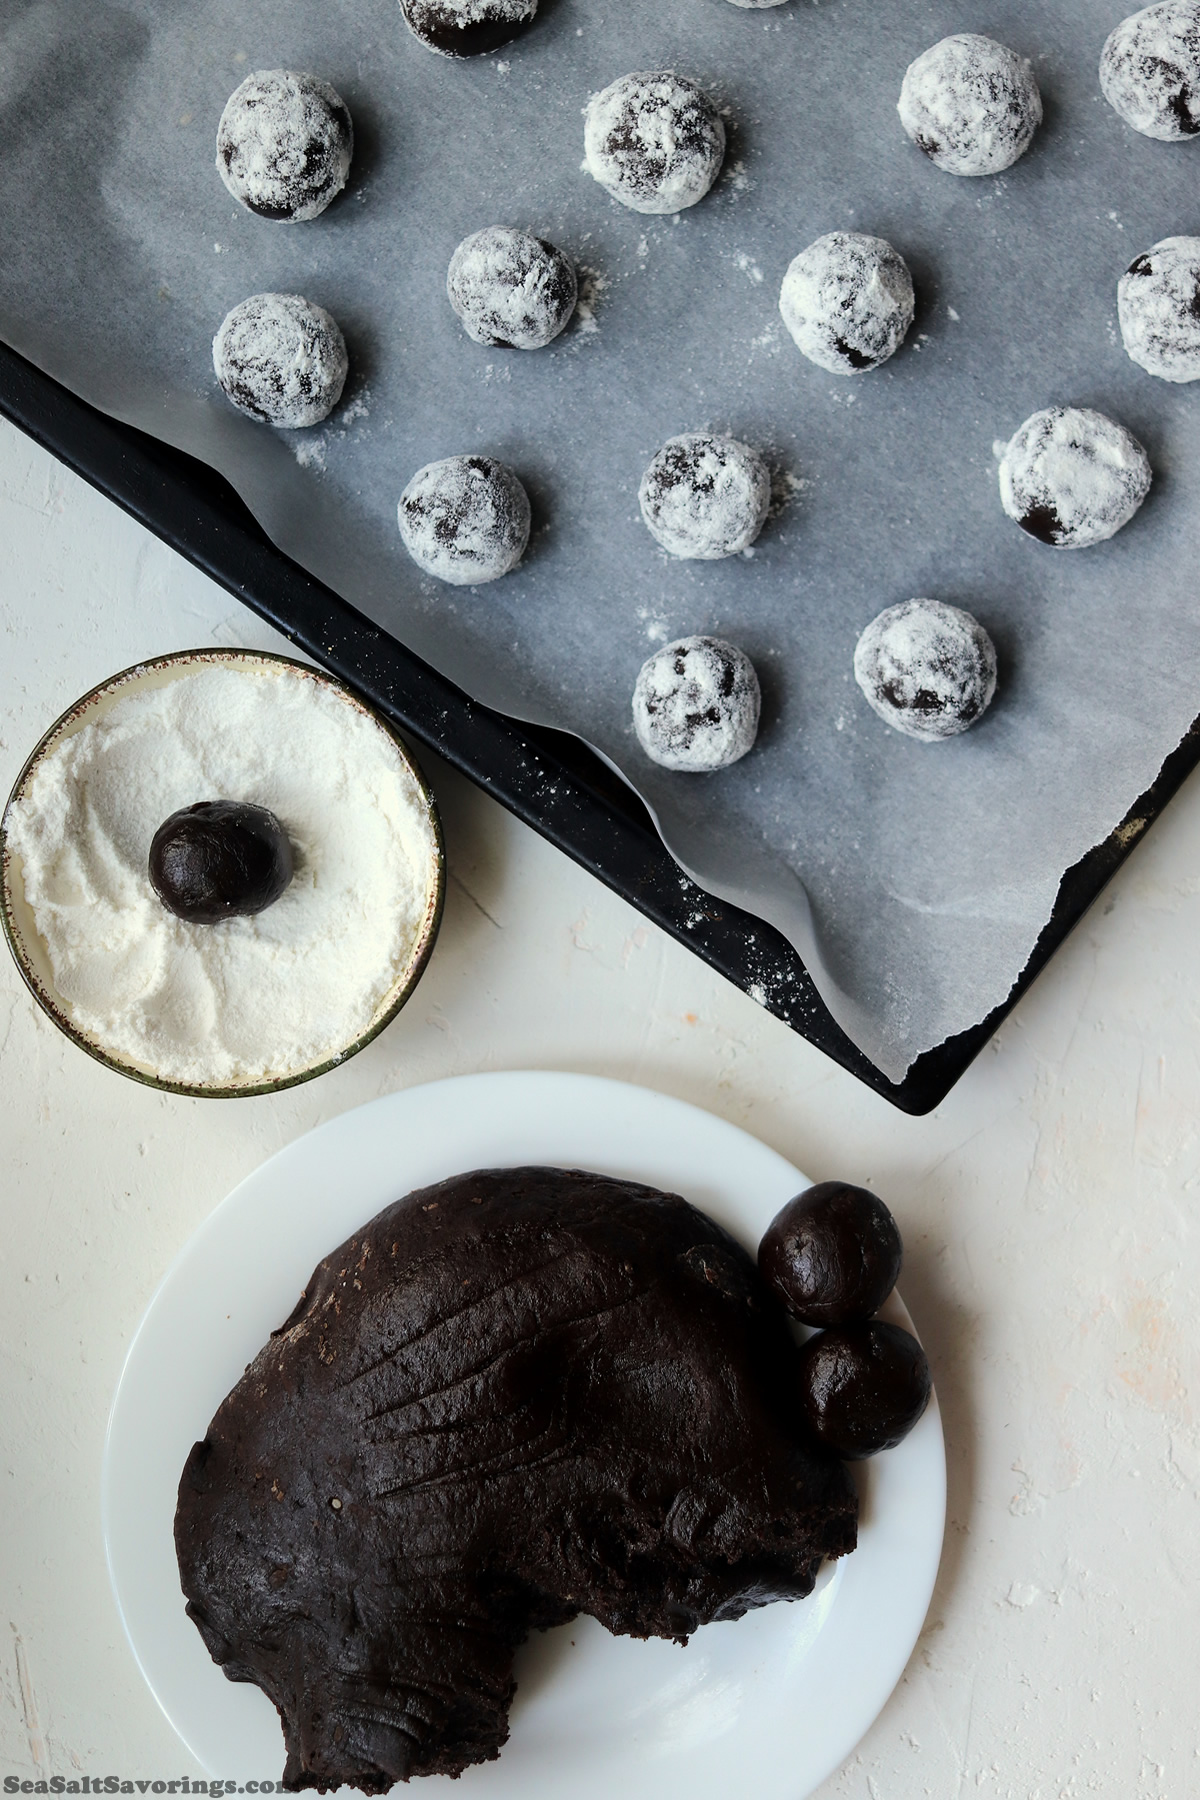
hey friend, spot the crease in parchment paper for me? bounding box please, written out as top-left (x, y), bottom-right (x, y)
top-left (2, 0), bottom-right (1198, 1082)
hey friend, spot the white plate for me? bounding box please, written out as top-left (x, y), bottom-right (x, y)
top-left (103, 1072), bottom-right (945, 1799)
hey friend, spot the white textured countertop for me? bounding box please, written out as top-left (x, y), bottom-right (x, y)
top-left (2, 413), bottom-right (1197, 1796)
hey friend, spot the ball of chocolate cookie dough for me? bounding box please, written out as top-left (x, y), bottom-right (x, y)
top-left (797, 1322), bottom-right (932, 1460)
top-left (897, 33), bottom-right (1042, 175)
top-left (759, 1183), bottom-right (903, 1329)
top-left (584, 72), bottom-right (726, 214)
top-left (149, 801), bottom-right (293, 925)
top-left (638, 434), bottom-right (771, 560)
top-left (854, 600), bottom-right (997, 742)
top-left (779, 232), bottom-right (914, 375)
top-left (632, 636), bottom-right (761, 772)
top-left (1100, 0), bottom-right (1200, 139)
top-left (213, 294), bottom-right (348, 428)
top-left (447, 228), bottom-right (577, 349)
top-left (216, 71), bottom-right (353, 222)
top-left (1118, 236), bottom-right (1200, 380)
top-left (398, 455), bottom-right (531, 585)
top-left (998, 406), bottom-right (1152, 548)
top-left (400, 0), bottom-right (538, 57)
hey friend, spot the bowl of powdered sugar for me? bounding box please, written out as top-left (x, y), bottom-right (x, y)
top-left (0, 651), bottom-right (444, 1096)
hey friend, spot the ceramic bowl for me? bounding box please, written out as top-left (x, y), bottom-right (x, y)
top-left (0, 649), bottom-right (445, 1097)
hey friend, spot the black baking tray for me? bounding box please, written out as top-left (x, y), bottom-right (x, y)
top-left (3, 338), bottom-right (1196, 1114)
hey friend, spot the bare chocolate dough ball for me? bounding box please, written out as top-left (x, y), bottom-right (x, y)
top-left (149, 801), bottom-right (294, 924)
top-left (759, 1182), bottom-right (903, 1327)
top-left (797, 1321), bottom-right (932, 1460)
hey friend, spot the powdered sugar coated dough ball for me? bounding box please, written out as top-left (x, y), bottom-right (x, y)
top-left (639, 435), bottom-right (770, 560)
top-left (897, 34), bottom-right (1042, 175)
top-left (779, 232), bottom-right (914, 375)
top-left (213, 294), bottom-right (348, 428)
top-left (633, 637), bottom-right (761, 771)
top-left (725, 0), bottom-right (789, 8)
top-left (400, 0), bottom-right (538, 57)
top-left (1119, 237), bottom-right (1200, 379)
top-left (398, 455), bottom-right (531, 585)
top-left (584, 72), bottom-right (726, 214)
top-left (447, 228), bottom-right (577, 349)
top-left (998, 407), bottom-right (1152, 547)
top-left (1100, 1), bottom-right (1200, 138)
top-left (216, 71), bottom-right (353, 222)
top-left (854, 601), bottom-right (997, 742)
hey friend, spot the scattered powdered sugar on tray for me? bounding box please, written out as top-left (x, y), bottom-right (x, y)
top-left (5, 663), bottom-right (440, 1085)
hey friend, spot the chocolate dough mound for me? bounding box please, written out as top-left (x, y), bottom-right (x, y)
top-left (779, 232), bottom-right (914, 375)
top-left (213, 294), bottom-right (348, 428)
top-left (399, 0), bottom-right (538, 58)
top-left (633, 636), bottom-right (762, 771)
top-left (176, 1167), bottom-right (857, 1792)
top-left (997, 406), bottom-right (1152, 548)
top-left (447, 227), bottom-right (577, 349)
top-left (897, 33), bottom-right (1042, 176)
top-left (584, 72), bottom-right (726, 214)
top-left (854, 600), bottom-right (997, 741)
top-left (1118, 236), bottom-right (1200, 381)
top-left (216, 71), bottom-right (353, 222)
top-left (1100, 0), bottom-right (1200, 139)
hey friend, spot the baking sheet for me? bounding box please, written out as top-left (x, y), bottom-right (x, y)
top-left (2, 0), bottom-right (1198, 1080)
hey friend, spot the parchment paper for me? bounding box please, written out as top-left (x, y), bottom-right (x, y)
top-left (2, 0), bottom-right (1198, 1080)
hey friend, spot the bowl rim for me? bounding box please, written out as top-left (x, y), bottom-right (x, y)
top-left (0, 647), bottom-right (446, 1099)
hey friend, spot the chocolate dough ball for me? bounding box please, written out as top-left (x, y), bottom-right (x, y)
top-left (638, 434), bottom-right (770, 560)
top-left (149, 801), bottom-right (293, 924)
top-left (447, 227), bottom-right (577, 349)
top-left (998, 406), bottom-right (1152, 547)
top-left (797, 1322), bottom-right (932, 1460)
top-left (759, 1183), bottom-right (903, 1328)
top-left (632, 636), bottom-right (761, 772)
top-left (398, 455), bottom-right (531, 585)
top-left (584, 72), bottom-right (726, 214)
top-left (400, 0), bottom-right (539, 57)
top-left (898, 33), bottom-right (1042, 175)
top-left (779, 232), bottom-right (914, 375)
top-left (854, 600), bottom-right (997, 742)
top-left (1118, 236), bottom-right (1200, 380)
top-left (216, 71), bottom-right (353, 222)
top-left (212, 294), bottom-right (348, 428)
top-left (1100, 0), bottom-right (1200, 139)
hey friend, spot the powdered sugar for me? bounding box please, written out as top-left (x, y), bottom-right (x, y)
top-left (638, 433), bottom-right (770, 560)
top-left (446, 226), bottom-right (577, 349)
top-left (998, 406), bottom-right (1153, 547)
top-left (1118, 236), bottom-right (1200, 381)
top-left (779, 232), bottom-right (915, 375)
top-left (584, 71), bottom-right (726, 215)
top-left (632, 636), bottom-right (761, 772)
top-left (854, 600), bottom-right (997, 742)
top-left (398, 454), bottom-right (530, 585)
top-left (216, 70), bottom-right (353, 222)
top-left (897, 34), bottom-right (1042, 176)
top-left (5, 662), bottom-right (440, 1085)
top-left (1100, 0), bottom-right (1200, 139)
top-left (213, 293), bottom-right (348, 428)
